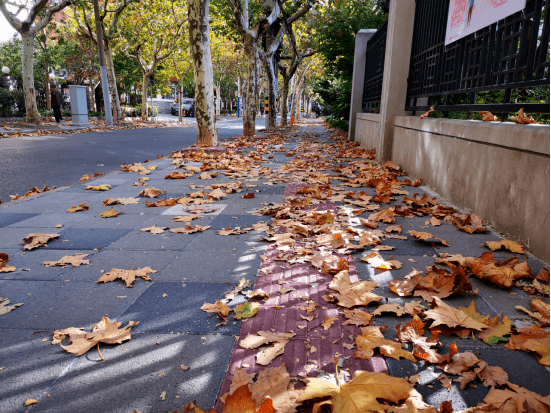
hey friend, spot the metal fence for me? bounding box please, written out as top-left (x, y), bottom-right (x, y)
top-left (405, 0), bottom-right (549, 117)
top-left (361, 20), bottom-right (388, 112)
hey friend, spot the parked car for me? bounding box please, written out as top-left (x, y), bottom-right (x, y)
top-left (171, 98), bottom-right (195, 117)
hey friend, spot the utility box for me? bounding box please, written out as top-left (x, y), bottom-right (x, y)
top-left (69, 85), bottom-right (90, 127)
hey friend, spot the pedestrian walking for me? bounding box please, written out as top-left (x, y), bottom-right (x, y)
top-left (51, 85), bottom-right (63, 124)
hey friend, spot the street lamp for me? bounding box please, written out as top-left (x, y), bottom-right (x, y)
top-left (49, 72), bottom-right (56, 80)
top-left (1, 66), bottom-right (9, 75)
top-left (1, 66), bottom-right (9, 89)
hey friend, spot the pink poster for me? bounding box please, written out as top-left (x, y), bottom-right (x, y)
top-left (445, 0), bottom-right (527, 45)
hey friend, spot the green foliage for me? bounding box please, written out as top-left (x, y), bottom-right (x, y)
top-left (0, 88), bottom-right (25, 117)
top-left (122, 105), bottom-right (158, 117)
top-left (312, 0), bottom-right (387, 118)
top-left (325, 116), bottom-right (349, 132)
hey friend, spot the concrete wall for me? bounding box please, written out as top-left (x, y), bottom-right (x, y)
top-left (391, 116), bottom-right (550, 261)
top-left (151, 98), bottom-right (174, 114)
top-left (355, 113), bottom-right (381, 151)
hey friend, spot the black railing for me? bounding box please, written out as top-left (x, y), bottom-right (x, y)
top-left (406, 0), bottom-right (549, 118)
top-left (362, 20), bottom-right (388, 112)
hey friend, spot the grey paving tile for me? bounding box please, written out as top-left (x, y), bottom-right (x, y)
top-left (0, 330), bottom-right (76, 413)
top-left (53, 228), bottom-right (134, 250)
top-left (105, 229), bottom-right (200, 251)
top-left (0, 279), bottom-right (48, 303)
top-left (35, 333), bottom-right (235, 413)
top-left (0, 227), bottom-right (65, 250)
top-left (207, 214), bottom-right (268, 230)
top-left (0, 212), bottom-right (40, 228)
top-left (0, 280), bottom-right (150, 331)
top-left (183, 229), bottom-right (266, 252)
top-left (160, 249), bottom-right (262, 282)
top-left (6, 212), bottom-right (89, 228)
top-left (118, 282), bottom-right (245, 335)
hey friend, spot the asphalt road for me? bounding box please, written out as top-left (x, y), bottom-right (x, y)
top-left (0, 116), bottom-right (252, 204)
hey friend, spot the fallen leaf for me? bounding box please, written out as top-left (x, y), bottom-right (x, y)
top-left (240, 331), bottom-right (295, 365)
top-left (451, 214), bottom-right (488, 234)
top-left (180, 364), bottom-right (190, 371)
top-left (140, 225), bottom-right (167, 235)
top-left (102, 197), bottom-right (140, 205)
top-left (160, 391), bottom-right (166, 400)
top-left (515, 298), bottom-right (550, 326)
top-left (42, 253), bottom-right (90, 267)
top-left (24, 399), bottom-right (38, 406)
top-left (222, 384), bottom-right (275, 413)
top-left (512, 108), bottom-right (536, 124)
top-left (201, 301), bottom-right (232, 324)
top-left (146, 197), bottom-right (178, 207)
top-left (22, 233), bottom-right (59, 250)
top-left (420, 106), bottom-right (436, 119)
top-left (321, 316), bottom-right (339, 330)
top-left (354, 326), bottom-right (416, 361)
top-left (138, 188), bottom-right (162, 198)
top-left (328, 270), bottom-right (383, 308)
top-left (66, 202), bottom-right (89, 213)
top-left (0, 299), bottom-right (23, 315)
top-left (84, 184), bottom-right (111, 191)
top-left (409, 230), bottom-right (449, 246)
top-left (342, 308), bottom-right (372, 326)
top-left (79, 172), bottom-right (105, 181)
top-left (505, 324), bottom-right (550, 366)
top-left (209, 188), bottom-right (227, 200)
top-left (169, 225), bottom-right (211, 234)
top-left (425, 297), bottom-right (489, 331)
top-left (460, 301), bottom-right (512, 344)
top-left (52, 316), bottom-right (138, 360)
top-left (234, 302), bottom-right (259, 319)
top-left (97, 267), bottom-right (157, 287)
top-left (242, 193), bottom-right (255, 199)
top-left (484, 240), bottom-right (524, 254)
top-left (0, 253), bottom-right (16, 273)
top-left (172, 215), bottom-right (202, 223)
top-left (359, 251), bottom-right (402, 270)
top-left (479, 111), bottom-right (497, 121)
top-left (96, 207), bottom-right (123, 218)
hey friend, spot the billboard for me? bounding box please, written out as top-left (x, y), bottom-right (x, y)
top-left (445, 0), bottom-right (527, 45)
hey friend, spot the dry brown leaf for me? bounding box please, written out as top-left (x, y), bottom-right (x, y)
top-left (169, 225), bottom-right (210, 234)
top-left (328, 270), bottom-right (383, 308)
top-left (172, 215), bottom-right (202, 223)
top-left (217, 227), bottom-right (252, 235)
top-left (102, 197), bottom-right (140, 205)
top-left (342, 308), bottom-right (372, 326)
top-left (242, 193), bottom-right (255, 199)
top-left (138, 188), bottom-right (162, 198)
top-left (369, 207), bottom-right (395, 224)
top-left (97, 206), bottom-right (123, 218)
top-left (512, 108), bottom-right (536, 124)
top-left (0, 252), bottom-right (16, 273)
top-left (67, 202), bottom-right (89, 213)
top-left (354, 326), bottom-right (417, 361)
top-left (140, 225), bottom-right (167, 235)
top-left (97, 267), bottom-right (156, 287)
top-left (516, 298), bottom-right (550, 326)
top-left (79, 172), bottom-right (105, 181)
top-left (478, 383), bottom-right (549, 413)
top-left (425, 297), bottom-right (489, 331)
top-left (146, 197), bottom-right (178, 207)
top-left (52, 316), bottom-right (138, 360)
top-left (359, 251), bottom-right (402, 270)
top-left (22, 233), bottom-right (59, 250)
top-left (451, 214), bottom-right (488, 234)
top-left (209, 188), bottom-right (227, 200)
top-left (409, 230), bottom-right (449, 246)
top-left (459, 301), bottom-right (512, 345)
top-left (321, 316), bottom-right (339, 330)
top-left (239, 331), bottom-right (295, 365)
top-left (165, 171), bottom-right (192, 179)
top-left (298, 370), bottom-right (425, 412)
top-left (479, 111), bottom-right (497, 121)
top-left (505, 325), bottom-right (550, 366)
top-left (420, 106), bottom-right (436, 119)
top-left (201, 301), bottom-right (231, 320)
top-left (24, 399), bottom-right (38, 406)
top-left (484, 240), bottom-right (524, 254)
top-left (84, 184), bottom-right (111, 191)
top-left (0, 299), bottom-right (24, 315)
top-left (42, 253), bottom-right (90, 267)
top-left (222, 384), bottom-right (275, 413)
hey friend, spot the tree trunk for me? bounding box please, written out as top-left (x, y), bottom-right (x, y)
top-left (105, 46), bottom-right (122, 121)
top-left (45, 61), bottom-right (51, 110)
top-left (215, 84), bottom-right (221, 117)
top-left (264, 56), bottom-right (278, 129)
top-left (188, 0), bottom-right (217, 146)
top-left (90, 84), bottom-right (96, 112)
top-left (178, 82), bottom-right (183, 123)
top-left (141, 72), bottom-right (149, 121)
top-left (242, 35), bottom-right (258, 137)
top-left (21, 31), bottom-right (41, 124)
top-left (280, 75), bottom-right (290, 127)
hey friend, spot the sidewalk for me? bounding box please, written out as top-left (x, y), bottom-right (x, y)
top-left (0, 119), bottom-right (548, 413)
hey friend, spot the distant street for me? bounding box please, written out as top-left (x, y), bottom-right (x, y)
top-left (0, 116), bottom-right (257, 204)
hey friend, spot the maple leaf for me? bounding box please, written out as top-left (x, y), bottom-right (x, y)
top-left (368, 207), bottom-right (395, 223)
top-left (516, 298), bottom-right (550, 326)
top-left (359, 252), bottom-right (402, 270)
top-left (97, 267), bottom-right (156, 287)
top-left (512, 108), bottom-right (536, 124)
top-left (79, 172), bottom-right (105, 181)
top-left (239, 331), bottom-right (295, 365)
top-left (165, 171), bottom-right (192, 179)
top-left (169, 225), bottom-right (211, 234)
top-left (245, 289), bottom-right (269, 300)
top-left (424, 297), bottom-right (489, 331)
top-left (103, 197), bottom-right (140, 205)
top-left (342, 308), bottom-right (372, 326)
top-left (505, 325), bottom-right (550, 366)
top-left (233, 302), bottom-right (259, 319)
top-left (97, 206), bottom-right (123, 218)
top-left (479, 111), bottom-right (497, 121)
top-left (84, 184), bottom-right (111, 191)
top-left (22, 233), bottom-right (59, 250)
top-left (451, 214), bottom-right (488, 234)
top-left (409, 230), bottom-right (449, 246)
top-left (172, 215), bottom-right (202, 223)
top-left (298, 371), bottom-right (424, 413)
top-left (0, 252), bottom-right (16, 273)
top-left (67, 202), bottom-right (89, 213)
top-left (373, 301), bottom-right (426, 317)
top-left (138, 188), bottom-right (162, 198)
top-left (52, 316), bottom-right (138, 360)
top-left (478, 383), bottom-right (550, 413)
top-left (484, 240), bottom-right (524, 254)
top-left (321, 316), bottom-right (339, 330)
top-left (222, 385), bottom-right (275, 413)
top-left (209, 188), bottom-right (227, 200)
top-left (42, 253), bottom-right (90, 267)
top-left (146, 197), bottom-right (178, 207)
top-left (328, 270), bottom-right (383, 308)
top-left (140, 225), bottom-right (167, 235)
top-left (0, 299), bottom-right (23, 315)
top-left (463, 253), bottom-right (532, 288)
top-left (354, 326), bottom-right (416, 361)
top-left (459, 301), bottom-right (512, 345)
top-left (201, 301), bottom-right (231, 322)
top-left (217, 227), bottom-right (253, 235)
top-left (420, 106), bottom-right (436, 119)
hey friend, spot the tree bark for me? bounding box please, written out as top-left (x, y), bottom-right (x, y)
top-left (264, 56), bottom-right (278, 129)
top-left (21, 31), bottom-right (41, 124)
top-left (189, 0), bottom-right (217, 146)
top-left (105, 46), bottom-right (122, 121)
top-left (242, 35), bottom-right (258, 137)
top-left (45, 61), bottom-right (51, 110)
top-left (178, 82), bottom-right (183, 123)
top-left (141, 72), bottom-right (149, 121)
top-left (280, 74), bottom-right (290, 127)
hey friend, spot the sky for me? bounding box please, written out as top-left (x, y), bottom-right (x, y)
top-left (0, 14), bottom-right (18, 43)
